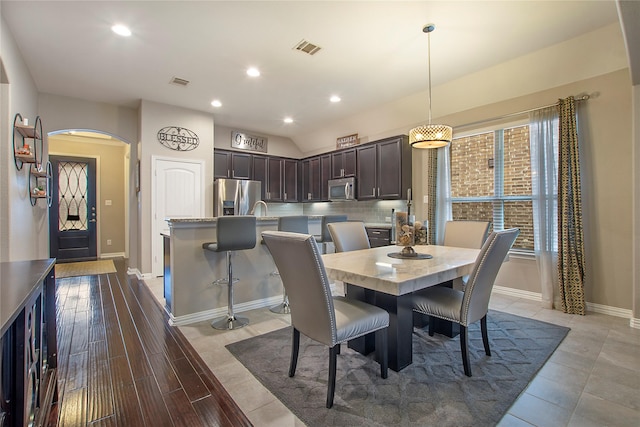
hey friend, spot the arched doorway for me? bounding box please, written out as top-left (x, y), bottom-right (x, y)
top-left (47, 130), bottom-right (130, 261)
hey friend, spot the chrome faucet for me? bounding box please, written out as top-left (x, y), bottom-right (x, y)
top-left (250, 200), bottom-right (269, 217)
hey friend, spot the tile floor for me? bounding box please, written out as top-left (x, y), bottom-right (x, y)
top-left (145, 278), bottom-right (640, 426)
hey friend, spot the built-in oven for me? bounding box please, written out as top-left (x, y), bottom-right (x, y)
top-left (328, 177), bottom-right (356, 201)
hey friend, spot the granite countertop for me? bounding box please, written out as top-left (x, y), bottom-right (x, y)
top-left (166, 215), bottom-right (325, 223)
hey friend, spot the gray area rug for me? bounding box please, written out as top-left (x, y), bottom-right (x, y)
top-left (226, 310), bottom-right (569, 426)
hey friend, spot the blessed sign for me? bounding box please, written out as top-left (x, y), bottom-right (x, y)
top-left (336, 133), bottom-right (359, 149)
top-left (157, 126), bottom-right (200, 151)
top-left (231, 131), bottom-right (268, 153)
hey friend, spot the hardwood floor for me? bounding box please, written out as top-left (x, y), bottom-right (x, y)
top-left (54, 258), bottom-right (252, 426)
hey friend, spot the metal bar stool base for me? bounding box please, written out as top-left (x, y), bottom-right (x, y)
top-left (269, 300), bottom-right (290, 314)
top-left (212, 277), bottom-right (239, 286)
top-left (211, 315), bottom-right (249, 330)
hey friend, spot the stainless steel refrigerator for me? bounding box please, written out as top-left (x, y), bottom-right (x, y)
top-left (214, 179), bottom-right (262, 216)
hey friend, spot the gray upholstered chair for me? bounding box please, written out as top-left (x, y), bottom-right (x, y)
top-left (202, 215), bottom-right (257, 330)
top-left (318, 215), bottom-right (348, 253)
top-left (262, 230), bottom-right (389, 408)
top-left (269, 216), bottom-right (310, 314)
top-left (443, 220), bottom-right (491, 287)
top-left (443, 220), bottom-right (491, 249)
top-left (327, 221), bottom-right (370, 253)
top-left (413, 228), bottom-right (519, 376)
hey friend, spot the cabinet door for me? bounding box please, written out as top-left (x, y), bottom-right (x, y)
top-left (377, 139), bottom-right (403, 199)
top-left (356, 144), bottom-right (377, 200)
top-left (214, 151), bottom-right (231, 179)
top-left (252, 155), bottom-right (268, 200)
top-left (300, 159), bottom-right (311, 201)
top-left (343, 149), bottom-right (357, 177)
top-left (267, 157), bottom-right (283, 201)
top-left (320, 154), bottom-right (332, 200)
top-left (283, 159), bottom-right (298, 202)
top-left (309, 157), bottom-right (321, 200)
top-left (331, 149), bottom-right (356, 178)
top-left (231, 152), bottom-right (252, 179)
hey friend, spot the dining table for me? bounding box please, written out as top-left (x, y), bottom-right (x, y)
top-left (322, 244), bottom-right (480, 372)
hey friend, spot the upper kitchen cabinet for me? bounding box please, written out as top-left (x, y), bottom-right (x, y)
top-left (300, 154), bottom-right (331, 202)
top-left (252, 155), bottom-right (268, 200)
top-left (214, 149), bottom-right (252, 179)
top-left (356, 135), bottom-right (411, 200)
top-left (282, 158), bottom-right (298, 202)
top-left (331, 148), bottom-right (356, 178)
top-left (252, 155), bottom-right (298, 202)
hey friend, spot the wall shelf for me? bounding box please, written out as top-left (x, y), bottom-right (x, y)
top-left (13, 113), bottom-right (43, 171)
top-left (29, 161), bottom-right (52, 207)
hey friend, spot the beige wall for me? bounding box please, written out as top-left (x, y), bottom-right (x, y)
top-left (49, 136), bottom-right (128, 257)
top-left (214, 124), bottom-right (304, 159)
top-left (1, 15), bottom-right (46, 263)
top-left (413, 70), bottom-right (633, 310)
top-left (139, 100), bottom-right (215, 276)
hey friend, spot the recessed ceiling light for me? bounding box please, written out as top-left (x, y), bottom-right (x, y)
top-left (247, 67), bottom-right (260, 77)
top-left (330, 95), bottom-right (341, 103)
top-left (111, 24), bottom-right (132, 37)
top-left (211, 100), bottom-right (222, 108)
top-left (283, 117), bottom-right (293, 124)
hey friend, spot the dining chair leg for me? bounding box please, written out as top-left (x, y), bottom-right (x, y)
top-left (428, 316), bottom-right (435, 337)
top-left (375, 328), bottom-right (388, 379)
top-left (460, 325), bottom-right (472, 377)
top-left (327, 346), bottom-right (339, 408)
top-left (289, 328), bottom-right (300, 377)
top-left (480, 315), bottom-right (491, 356)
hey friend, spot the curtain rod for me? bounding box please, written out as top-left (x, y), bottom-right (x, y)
top-left (454, 94), bottom-right (590, 131)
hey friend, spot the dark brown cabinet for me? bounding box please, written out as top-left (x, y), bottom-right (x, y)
top-left (251, 155), bottom-right (268, 200)
top-left (283, 158), bottom-right (298, 202)
top-left (214, 150), bottom-right (252, 179)
top-left (366, 227), bottom-right (391, 247)
top-left (331, 148), bottom-right (356, 178)
top-left (300, 154), bottom-right (332, 202)
top-left (356, 135), bottom-right (411, 200)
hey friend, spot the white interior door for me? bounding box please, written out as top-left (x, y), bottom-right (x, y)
top-left (152, 157), bottom-right (205, 277)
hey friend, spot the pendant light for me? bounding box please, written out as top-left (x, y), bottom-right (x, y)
top-left (409, 24), bottom-right (452, 149)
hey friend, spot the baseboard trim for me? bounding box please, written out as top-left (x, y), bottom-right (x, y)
top-left (168, 295), bottom-right (284, 326)
top-left (492, 286), bottom-right (636, 325)
top-left (100, 252), bottom-right (126, 259)
top-left (492, 286), bottom-right (541, 301)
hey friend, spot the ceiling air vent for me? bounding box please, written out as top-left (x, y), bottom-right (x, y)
top-left (170, 76), bottom-right (190, 86)
top-left (293, 40), bottom-right (321, 56)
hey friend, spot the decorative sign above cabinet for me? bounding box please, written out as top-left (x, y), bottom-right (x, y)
top-left (336, 133), bottom-right (359, 149)
top-left (232, 130), bottom-right (268, 153)
top-left (157, 126), bottom-right (200, 151)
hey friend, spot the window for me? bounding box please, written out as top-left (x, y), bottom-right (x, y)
top-left (450, 125), bottom-right (534, 251)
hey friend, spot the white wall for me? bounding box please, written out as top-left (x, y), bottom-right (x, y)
top-left (1, 15), bottom-right (45, 262)
top-left (138, 100), bottom-right (215, 275)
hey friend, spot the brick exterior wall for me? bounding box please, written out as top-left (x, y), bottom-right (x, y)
top-left (451, 126), bottom-right (534, 250)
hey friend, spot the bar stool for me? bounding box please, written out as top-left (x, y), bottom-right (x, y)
top-left (270, 215), bottom-right (309, 314)
top-left (202, 215), bottom-right (257, 330)
top-left (319, 215), bottom-right (348, 254)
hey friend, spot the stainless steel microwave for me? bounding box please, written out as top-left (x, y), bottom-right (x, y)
top-left (328, 177), bottom-right (356, 201)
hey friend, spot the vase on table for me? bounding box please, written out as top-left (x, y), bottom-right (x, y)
top-left (395, 211), bottom-right (416, 257)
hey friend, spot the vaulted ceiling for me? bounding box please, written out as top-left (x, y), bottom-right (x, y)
top-left (2, 1), bottom-right (623, 153)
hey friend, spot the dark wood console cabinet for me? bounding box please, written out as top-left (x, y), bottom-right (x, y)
top-left (1, 259), bottom-right (57, 427)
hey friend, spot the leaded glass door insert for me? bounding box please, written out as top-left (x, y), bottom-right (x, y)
top-left (49, 156), bottom-right (97, 262)
top-left (58, 161), bottom-right (89, 231)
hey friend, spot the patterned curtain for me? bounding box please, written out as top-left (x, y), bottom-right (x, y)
top-left (557, 96), bottom-right (586, 314)
top-left (426, 149), bottom-right (437, 245)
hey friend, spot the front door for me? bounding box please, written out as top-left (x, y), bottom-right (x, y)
top-left (49, 156), bottom-right (97, 262)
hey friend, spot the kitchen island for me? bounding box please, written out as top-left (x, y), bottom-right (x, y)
top-left (163, 216), bottom-right (322, 325)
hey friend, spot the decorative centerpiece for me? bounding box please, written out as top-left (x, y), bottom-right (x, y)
top-left (388, 189), bottom-right (432, 259)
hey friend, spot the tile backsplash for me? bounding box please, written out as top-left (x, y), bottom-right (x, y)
top-left (267, 200), bottom-right (409, 225)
